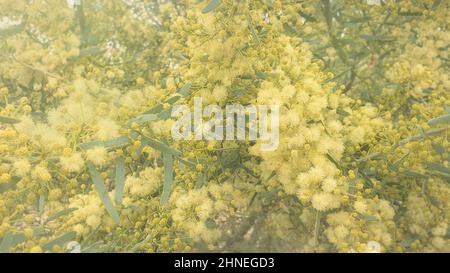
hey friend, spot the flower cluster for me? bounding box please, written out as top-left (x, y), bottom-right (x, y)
top-left (0, 0), bottom-right (448, 253)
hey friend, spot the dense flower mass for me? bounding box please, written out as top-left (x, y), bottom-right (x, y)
top-left (0, 0), bottom-right (449, 253)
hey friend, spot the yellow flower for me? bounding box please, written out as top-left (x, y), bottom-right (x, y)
top-left (86, 147), bottom-right (108, 166)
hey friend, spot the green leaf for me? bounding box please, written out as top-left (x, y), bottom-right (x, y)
top-left (360, 214), bottom-right (379, 222)
top-left (432, 143), bottom-right (446, 154)
top-left (176, 157), bottom-right (197, 170)
top-left (78, 140), bottom-right (102, 150)
top-left (139, 83), bottom-right (191, 119)
top-left (0, 229), bottom-right (44, 252)
top-left (128, 114), bottom-right (158, 125)
top-left (79, 136), bottom-right (130, 150)
top-left (33, 227), bottom-right (47, 237)
top-left (247, 15), bottom-right (261, 46)
top-left (178, 83), bottom-right (192, 97)
top-left (428, 163), bottom-right (450, 174)
top-left (87, 162), bottom-right (120, 224)
top-left (114, 156), bottom-right (125, 206)
top-left (404, 169), bottom-right (427, 179)
top-left (298, 11), bottom-right (317, 22)
top-left (396, 128), bottom-right (447, 147)
top-left (398, 11), bottom-right (422, 16)
top-left (402, 237), bottom-right (419, 248)
top-left (0, 116), bottom-right (21, 124)
top-left (9, 233), bottom-right (28, 248)
top-left (390, 153), bottom-right (410, 171)
top-left (432, 0), bottom-right (442, 9)
top-left (38, 194), bottom-right (45, 214)
top-left (202, 0), bottom-right (221, 13)
top-left (140, 134), bottom-right (182, 156)
top-left (256, 71), bottom-right (267, 80)
top-left (45, 208), bottom-right (78, 223)
top-left (194, 174), bottom-right (206, 189)
top-left (322, 0), bottom-right (332, 29)
top-left (361, 35), bottom-right (395, 42)
top-left (336, 107), bottom-right (350, 117)
top-left (326, 153), bottom-right (343, 170)
top-left (427, 163), bottom-right (450, 179)
top-left (42, 231), bottom-right (77, 252)
top-left (0, 181), bottom-right (13, 193)
top-left (0, 233), bottom-right (14, 253)
top-left (428, 114), bottom-right (450, 126)
top-left (366, 152), bottom-right (384, 161)
top-left (348, 179), bottom-right (357, 195)
top-left (160, 152), bottom-right (174, 205)
top-left (100, 136), bottom-right (131, 149)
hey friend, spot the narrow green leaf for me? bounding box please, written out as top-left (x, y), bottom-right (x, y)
top-left (0, 233), bottom-right (14, 253)
top-left (157, 108), bottom-right (172, 120)
top-left (396, 128), bottom-right (447, 147)
top-left (87, 162), bottom-right (120, 224)
top-left (146, 104), bottom-right (164, 115)
top-left (10, 233), bottom-right (28, 248)
top-left (427, 163), bottom-right (450, 179)
top-left (313, 211), bottom-right (321, 246)
top-left (298, 11), bottom-right (317, 22)
top-left (0, 116), bottom-right (21, 124)
top-left (178, 83), bottom-right (192, 97)
top-left (326, 153), bottom-right (343, 170)
top-left (78, 140), bottom-right (102, 150)
top-left (360, 214), bottom-right (379, 222)
top-left (322, 0), bottom-right (332, 29)
top-left (127, 114), bottom-right (158, 125)
top-left (361, 35), bottom-right (395, 42)
top-left (202, 0), bottom-right (221, 13)
top-left (256, 71), bottom-right (267, 80)
top-left (114, 156), bottom-right (125, 206)
top-left (402, 237), bottom-right (419, 248)
top-left (140, 134), bottom-right (181, 156)
top-left (398, 11), bottom-right (422, 16)
top-left (366, 152), bottom-right (384, 161)
top-left (177, 157), bottom-right (197, 170)
top-left (390, 153), bottom-right (410, 171)
top-left (139, 84), bottom-right (191, 119)
top-left (0, 180), bottom-right (15, 193)
top-left (194, 174), bottom-right (206, 189)
top-left (166, 95), bottom-right (182, 105)
top-left (38, 195), bottom-right (45, 214)
top-left (160, 152), bottom-right (174, 205)
top-left (45, 208), bottom-right (78, 223)
top-left (404, 169), bottom-right (427, 179)
top-left (42, 231), bottom-right (77, 252)
top-left (247, 15), bottom-right (261, 46)
top-left (336, 107), bottom-right (350, 117)
top-left (348, 179), bottom-right (357, 195)
top-left (432, 0), bottom-right (442, 9)
top-left (428, 114), bottom-right (450, 126)
top-left (145, 96), bottom-right (181, 120)
top-left (0, 228), bottom-right (44, 251)
top-left (79, 136), bottom-right (130, 150)
top-left (102, 136), bottom-right (131, 149)
top-left (432, 143), bottom-right (446, 154)
top-left (33, 227), bottom-right (46, 237)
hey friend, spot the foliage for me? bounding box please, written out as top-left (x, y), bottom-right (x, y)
top-left (0, 0), bottom-right (448, 253)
